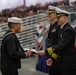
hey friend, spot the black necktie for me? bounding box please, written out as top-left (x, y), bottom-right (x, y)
top-left (58, 28), bottom-right (62, 39)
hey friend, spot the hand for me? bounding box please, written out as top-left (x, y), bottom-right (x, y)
top-left (36, 50), bottom-right (45, 56)
top-left (46, 58), bottom-right (53, 66)
top-left (27, 50), bottom-right (32, 57)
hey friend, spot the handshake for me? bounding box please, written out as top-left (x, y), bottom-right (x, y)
top-left (24, 48), bottom-right (37, 57)
top-left (26, 49), bottom-right (53, 66)
top-left (24, 48), bottom-right (46, 57)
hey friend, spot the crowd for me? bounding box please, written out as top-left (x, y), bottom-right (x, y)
top-left (0, 1), bottom-right (76, 24)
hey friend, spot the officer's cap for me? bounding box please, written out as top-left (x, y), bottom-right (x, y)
top-left (56, 8), bottom-right (70, 18)
top-left (8, 17), bottom-right (22, 23)
top-left (46, 6), bottom-right (56, 14)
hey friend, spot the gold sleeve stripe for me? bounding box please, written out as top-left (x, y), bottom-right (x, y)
top-left (51, 53), bottom-right (58, 60)
top-left (47, 47), bottom-right (53, 55)
top-left (46, 10), bottom-right (55, 14)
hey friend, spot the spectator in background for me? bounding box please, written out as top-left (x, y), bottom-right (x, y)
top-left (28, 10), bottom-right (35, 16)
top-left (10, 11), bottom-right (16, 17)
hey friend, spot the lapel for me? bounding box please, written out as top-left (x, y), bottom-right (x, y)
top-left (49, 22), bottom-right (57, 32)
top-left (58, 22), bottom-right (69, 40)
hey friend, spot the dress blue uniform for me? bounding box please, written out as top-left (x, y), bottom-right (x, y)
top-left (1, 17), bottom-right (28, 75)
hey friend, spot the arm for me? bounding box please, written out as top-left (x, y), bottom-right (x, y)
top-left (6, 36), bottom-right (31, 59)
top-left (53, 30), bottom-right (75, 53)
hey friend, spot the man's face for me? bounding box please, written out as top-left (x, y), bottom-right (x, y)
top-left (57, 16), bottom-right (65, 26)
top-left (14, 23), bottom-right (21, 33)
top-left (28, 10), bottom-right (34, 16)
top-left (48, 13), bottom-right (56, 21)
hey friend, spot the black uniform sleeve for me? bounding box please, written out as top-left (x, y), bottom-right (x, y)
top-left (6, 35), bottom-right (27, 59)
top-left (45, 50), bottom-right (49, 56)
top-left (53, 29), bottom-right (74, 53)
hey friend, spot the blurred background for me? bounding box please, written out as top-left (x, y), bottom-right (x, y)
top-left (0, 0), bottom-right (76, 24)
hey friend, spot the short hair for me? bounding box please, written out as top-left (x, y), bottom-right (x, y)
top-left (8, 22), bottom-right (12, 28)
top-left (8, 22), bottom-right (18, 28)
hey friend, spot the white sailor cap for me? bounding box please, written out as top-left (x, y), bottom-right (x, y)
top-left (8, 17), bottom-right (22, 23)
top-left (46, 6), bottom-right (56, 14)
top-left (55, 7), bottom-right (70, 18)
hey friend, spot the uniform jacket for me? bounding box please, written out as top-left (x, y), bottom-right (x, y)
top-left (46, 21), bottom-right (59, 58)
top-left (47, 21), bottom-right (60, 47)
top-left (1, 30), bottom-right (27, 71)
top-left (53, 22), bottom-right (76, 71)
